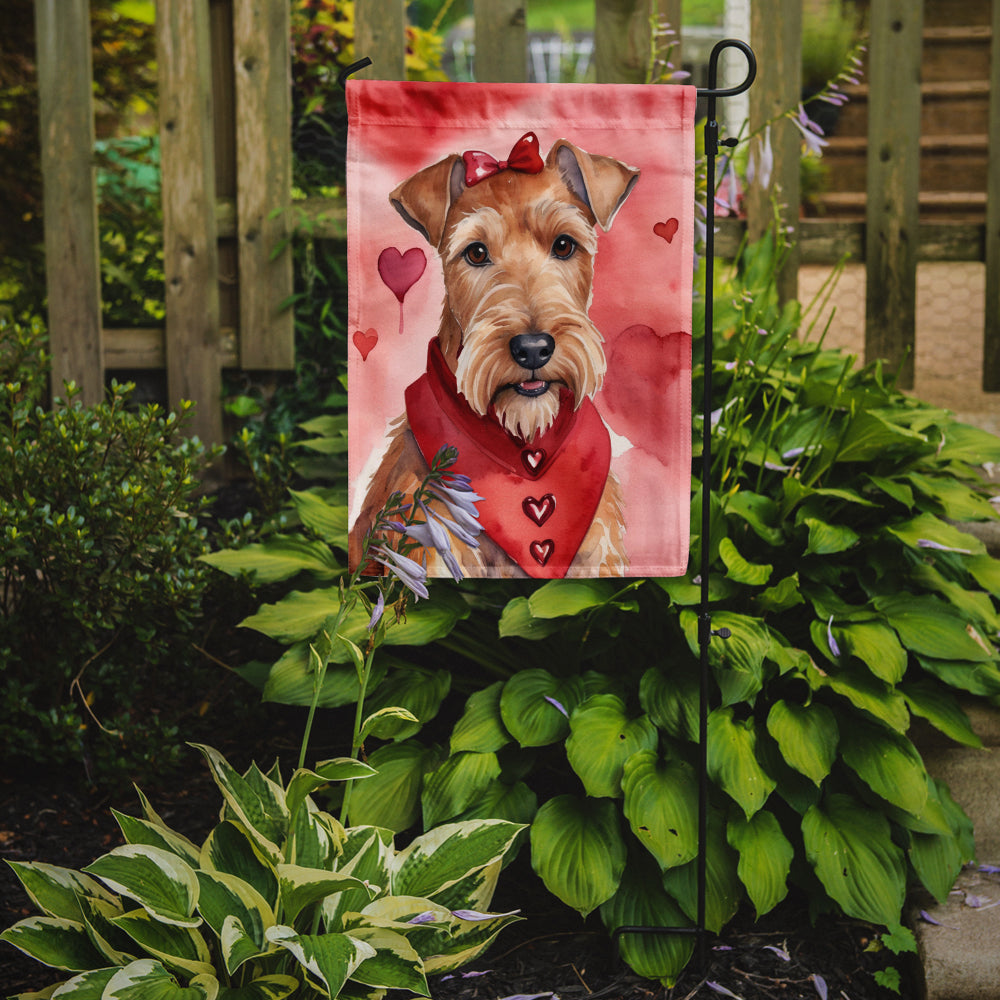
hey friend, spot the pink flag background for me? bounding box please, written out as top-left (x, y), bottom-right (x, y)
top-left (347, 80), bottom-right (696, 578)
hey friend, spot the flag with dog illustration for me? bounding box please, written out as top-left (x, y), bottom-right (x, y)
top-left (347, 80), bottom-right (696, 580)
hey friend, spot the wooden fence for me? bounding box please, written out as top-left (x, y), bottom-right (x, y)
top-left (33, 0), bottom-right (1000, 444)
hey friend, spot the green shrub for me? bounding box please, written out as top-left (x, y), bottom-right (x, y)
top-left (0, 317), bottom-right (220, 783)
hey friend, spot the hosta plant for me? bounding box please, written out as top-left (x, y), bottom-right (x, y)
top-left (1, 744), bottom-right (523, 999)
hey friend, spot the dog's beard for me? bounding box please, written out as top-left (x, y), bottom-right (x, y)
top-left (454, 285), bottom-right (606, 442)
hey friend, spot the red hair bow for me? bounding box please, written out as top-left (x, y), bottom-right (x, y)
top-left (462, 132), bottom-right (544, 187)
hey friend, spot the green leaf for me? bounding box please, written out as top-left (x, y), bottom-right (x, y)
top-left (35, 967), bottom-right (118, 998)
top-left (199, 822), bottom-right (278, 910)
top-left (530, 795), bottom-right (626, 917)
top-left (765, 700), bottom-right (838, 786)
top-left (621, 751), bottom-right (699, 871)
top-left (260, 644), bottom-right (385, 709)
top-left (901, 680), bottom-right (982, 748)
top-left (195, 871), bottom-right (273, 974)
top-left (803, 517), bottom-right (859, 555)
top-left (0, 916), bottom-right (107, 972)
top-left (111, 909), bottom-right (214, 978)
top-left (680, 610), bottom-right (770, 706)
top-left (718, 537), bottom-right (772, 585)
top-left (346, 926), bottom-right (428, 994)
top-left (83, 846), bottom-right (200, 928)
top-left (499, 670), bottom-right (584, 747)
top-left (216, 976), bottom-right (299, 1000)
top-left (4, 862), bottom-right (118, 923)
top-left (755, 573), bottom-right (804, 614)
top-left (835, 410), bottom-right (927, 463)
top-left (265, 926), bottom-right (375, 997)
top-left (639, 664), bottom-right (699, 742)
top-left (276, 865), bottom-right (373, 925)
top-left (452, 779), bottom-right (538, 827)
top-left (103, 959), bottom-right (218, 999)
top-left (346, 740), bottom-right (441, 832)
top-left (285, 759), bottom-right (376, 822)
top-left (966, 553), bottom-right (1000, 597)
top-left (839, 718), bottom-right (929, 817)
top-left (288, 489), bottom-right (348, 545)
top-left (527, 579), bottom-right (620, 617)
top-left (362, 667), bottom-right (451, 740)
top-left (200, 536), bottom-right (341, 584)
top-left (724, 490), bottom-right (784, 545)
top-left (450, 682), bottom-right (511, 754)
top-left (886, 512), bottom-right (985, 556)
top-left (916, 655), bottom-right (1000, 697)
top-left (802, 793), bottom-right (906, 926)
top-left (497, 596), bottom-right (564, 639)
top-left (112, 812), bottom-right (201, 868)
top-left (421, 751), bottom-right (502, 828)
top-left (835, 621), bottom-right (908, 684)
top-left (566, 695), bottom-right (658, 798)
top-left (808, 660), bottom-right (910, 732)
top-left (874, 594), bottom-right (995, 662)
top-left (906, 472), bottom-right (999, 521)
top-left (360, 706), bottom-right (421, 742)
top-left (727, 811), bottom-right (793, 917)
top-left (707, 707), bottom-right (776, 818)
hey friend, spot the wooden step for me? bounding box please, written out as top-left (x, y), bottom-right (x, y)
top-left (922, 25), bottom-right (993, 83)
top-left (813, 189), bottom-right (987, 222)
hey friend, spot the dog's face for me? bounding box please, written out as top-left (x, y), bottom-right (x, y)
top-left (390, 139), bottom-right (639, 441)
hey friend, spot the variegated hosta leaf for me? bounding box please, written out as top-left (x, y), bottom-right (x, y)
top-left (200, 822), bottom-right (278, 910)
top-left (727, 810), bottom-right (793, 917)
top-left (421, 751), bottom-right (502, 829)
top-left (214, 974), bottom-right (299, 1000)
top-left (83, 846), bottom-right (200, 928)
top-left (285, 760), bottom-right (375, 824)
top-left (288, 801), bottom-right (343, 870)
top-left (802, 793), bottom-right (906, 926)
top-left (191, 745), bottom-right (287, 863)
top-left (422, 908), bottom-right (522, 975)
top-left (529, 795), bottom-right (626, 917)
top-left (110, 908), bottom-right (214, 979)
top-left (195, 871), bottom-right (274, 974)
top-left (706, 707), bottom-right (776, 819)
top-left (112, 810), bottom-right (201, 868)
top-left (265, 925), bottom-right (375, 998)
top-left (565, 695), bottom-right (658, 799)
top-left (77, 894), bottom-right (136, 966)
top-left (423, 859), bottom-right (501, 916)
top-left (450, 681), bottom-right (511, 754)
top-left (322, 829), bottom-right (393, 931)
top-left (276, 864), bottom-right (375, 925)
top-left (46, 966), bottom-right (118, 997)
top-left (4, 861), bottom-right (118, 922)
top-left (838, 718), bottom-right (929, 817)
top-left (391, 820), bottom-right (524, 901)
top-left (344, 926), bottom-right (429, 995)
top-left (599, 854), bottom-right (694, 987)
top-left (765, 700), bottom-right (838, 786)
top-left (102, 958), bottom-right (218, 999)
top-left (499, 669), bottom-right (585, 747)
top-left (0, 916), bottom-right (107, 971)
top-left (621, 751), bottom-right (699, 871)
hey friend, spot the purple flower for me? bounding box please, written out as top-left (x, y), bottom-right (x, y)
top-left (763, 944), bottom-right (790, 961)
top-left (812, 974), bottom-right (828, 1000)
top-left (370, 545), bottom-right (429, 600)
top-left (917, 538), bottom-right (973, 554)
top-left (544, 695), bottom-right (569, 718)
top-left (451, 908), bottom-right (520, 921)
top-left (747, 125), bottom-right (774, 190)
top-left (827, 616), bottom-right (841, 658)
top-left (706, 983), bottom-right (742, 999)
top-left (407, 911), bottom-right (438, 925)
top-left (367, 590), bottom-right (385, 631)
top-left (426, 480), bottom-right (483, 538)
top-left (791, 104), bottom-right (828, 156)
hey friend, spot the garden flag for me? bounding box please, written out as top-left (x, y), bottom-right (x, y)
top-left (347, 80), bottom-right (696, 579)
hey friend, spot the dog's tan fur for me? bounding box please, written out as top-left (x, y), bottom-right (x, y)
top-left (351, 138), bottom-right (639, 578)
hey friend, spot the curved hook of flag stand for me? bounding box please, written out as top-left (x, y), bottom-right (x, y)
top-left (612, 38), bottom-right (756, 973)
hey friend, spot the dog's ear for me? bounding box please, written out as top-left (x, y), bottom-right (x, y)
top-left (548, 140), bottom-right (640, 231)
top-left (389, 155), bottom-right (466, 249)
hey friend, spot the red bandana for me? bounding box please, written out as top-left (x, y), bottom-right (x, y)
top-left (405, 340), bottom-right (612, 578)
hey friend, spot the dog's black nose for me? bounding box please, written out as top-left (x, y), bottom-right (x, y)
top-left (510, 332), bottom-right (555, 371)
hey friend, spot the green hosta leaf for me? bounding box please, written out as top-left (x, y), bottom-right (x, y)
top-left (886, 512), bottom-right (985, 556)
top-left (499, 670), bottom-right (584, 747)
top-left (112, 812), bottom-right (201, 868)
top-left (4, 862), bottom-right (118, 922)
top-left (40, 966), bottom-right (118, 998)
top-left (755, 573), bottom-right (804, 614)
top-left (288, 489), bottom-right (348, 544)
top-left (835, 621), bottom-right (907, 684)
top-left (362, 667), bottom-right (451, 740)
top-left (655, 573), bottom-right (737, 606)
top-left (765, 700), bottom-right (838, 786)
top-left (680, 610), bottom-right (770, 706)
top-left (200, 536), bottom-right (341, 584)
top-left (260, 643), bottom-right (386, 709)
top-left (200, 822), bottom-right (278, 910)
top-left (839, 718), bottom-right (929, 816)
top-left (322, 830), bottom-right (393, 931)
top-left (718, 537), bottom-right (772, 585)
top-left (935, 421), bottom-right (1000, 464)
top-left (906, 472), bottom-right (998, 522)
top-left (277, 865), bottom-right (374, 925)
top-left (216, 975), bottom-right (299, 1000)
top-left (392, 820), bottom-right (524, 901)
top-left (599, 853), bottom-right (694, 987)
top-left (967, 553), bottom-right (1000, 597)
top-left (621, 751), bottom-right (699, 870)
top-left (360, 706), bottom-right (422, 742)
top-left (639, 664), bottom-right (699, 742)
top-left (802, 793), bottom-right (906, 926)
top-left (724, 490), bottom-right (784, 545)
top-left (909, 828), bottom-right (965, 905)
top-left (916, 655), bottom-right (1000, 697)
top-left (901, 680), bottom-right (982, 748)
top-left (807, 660), bottom-right (910, 732)
top-left (450, 682), bottom-right (511, 754)
top-left (874, 594), bottom-right (995, 662)
top-left (911, 562), bottom-right (1000, 633)
top-left (111, 908), bottom-right (214, 978)
top-left (453, 779), bottom-right (538, 826)
top-left (661, 810), bottom-right (741, 933)
top-left (530, 795), bottom-right (626, 917)
top-left (347, 740), bottom-right (441, 832)
top-left (195, 871), bottom-right (273, 974)
top-left (527, 578), bottom-right (619, 617)
top-left (346, 926), bottom-right (428, 994)
top-left (866, 474), bottom-right (914, 509)
top-left (707, 707), bottom-right (776, 818)
top-left (421, 751), bottom-right (502, 828)
top-left (497, 596), bottom-right (564, 639)
top-left (802, 517), bottom-right (859, 556)
top-left (285, 759), bottom-right (376, 822)
top-left (424, 906), bottom-right (522, 975)
top-left (103, 959), bottom-right (218, 999)
top-left (265, 926), bottom-right (375, 998)
top-left (75, 894), bottom-right (135, 966)
top-left (83, 846), bottom-right (200, 928)
top-left (0, 916), bottom-right (107, 971)
top-left (835, 410), bottom-right (927, 463)
top-left (565, 695), bottom-right (658, 798)
top-left (727, 811), bottom-right (793, 918)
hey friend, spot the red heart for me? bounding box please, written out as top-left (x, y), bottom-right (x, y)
top-left (529, 539), bottom-right (554, 566)
top-left (653, 218), bottom-right (680, 243)
top-left (378, 247), bottom-right (426, 303)
top-left (522, 494), bottom-right (556, 526)
top-left (353, 328), bottom-right (378, 361)
top-left (521, 448), bottom-right (545, 474)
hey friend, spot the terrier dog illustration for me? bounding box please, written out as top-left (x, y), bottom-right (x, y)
top-left (351, 132), bottom-right (639, 578)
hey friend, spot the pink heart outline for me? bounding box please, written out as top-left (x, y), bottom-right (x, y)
top-left (378, 247), bottom-right (426, 303)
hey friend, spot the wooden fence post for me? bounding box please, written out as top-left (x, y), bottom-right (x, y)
top-left (34, 0), bottom-right (104, 405)
top-left (594, 0), bottom-right (652, 84)
top-left (233, 0), bottom-right (294, 370)
top-left (864, 0), bottom-right (923, 389)
top-left (474, 0), bottom-right (527, 83)
top-left (746, 0), bottom-right (801, 306)
top-left (355, 0), bottom-right (407, 80)
top-left (983, 0), bottom-right (1000, 390)
top-left (157, 0), bottom-right (223, 445)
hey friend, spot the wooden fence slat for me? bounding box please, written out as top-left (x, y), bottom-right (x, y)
top-left (864, 0), bottom-right (923, 389)
top-left (983, 0), bottom-right (1000, 389)
top-left (157, 0), bottom-right (223, 445)
top-left (747, 0), bottom-right (801, 305)
top-left (474, 0), bottom-right (527, 83)
top-left (34, 0), bottom-right (103, 405)
top-left (594, 0), bottom-right (651, 84)
top-left (233, 0), bottom-right (294, 369)
top-left (355, 0), bottom-right (407, 81)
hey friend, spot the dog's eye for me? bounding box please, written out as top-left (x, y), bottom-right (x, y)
top-left (462, 242), bottom-right (491, 267)
top-left (551, 235), bottom-right (577, 260)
